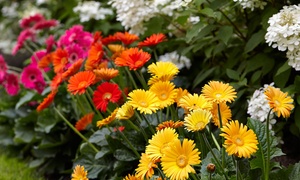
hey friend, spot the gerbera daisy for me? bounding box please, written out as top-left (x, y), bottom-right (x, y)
top-left (127, 89), bottom-right (160, 114)
top-left (123, 174), bottom-right (142, 180)
top-left (71, 165), bottom-right (89, 180)
top-left (149, 81), bottom-right (178, 108)
top-left (264, 86), bottom-right (294, 118)
top-left (50, 74), bottom-right (63, 91)
top-left (85, 42), bottom-right (103, 71)
top-left (20, 13), bottom-right (45, 29)
top-left (20, 63), bottom-right (44, 89)
top-left (3, 73), bottom-right (20, 96)
top-left (93, 82), bottom-right (122, 112)
top-left (33, 19), bottom-right (58, 30)
top-left (156, 120), bottom-right (184, 131)
top-left (62, 59), bottom-right (84, 79)
top-left (145, 128), bottom-right (179, 160)
top-left (138, 33), bottom-right (167, 48)
top-left (175, 88), bottom-right (189, 104)
top-left (0, 55), bottom-right (8, 82)
top-left (220, 120), bottom-right (258, 158)
top-left (36, 90), bottom-right (57, 112)
top-left (202, 81), bottom-right (237, 103)
top-left (135, 153), bottom-right (158, 179)
top-left (147, 74), bottom-right (175, 86)
top-left (115, 48), bottom-right (151, 70)
top-left (116, 102), bottom-right (135, 120)
top-left (75, 113), bottom-right (94, 131)
top-left (147, 61), bottom-right (179, 78)
top-left (161, 138), bottom-right (201, 180)
top-left (96, 108), bottom-right (118, 128)
top-left (184, 109), bottom-right (212, 132)
top-left (45, 35), bottom-right (55, 53)
top-left (38, 52), bottom-right (54, 71)
top-left (52, 48), bottom-right (69, 73)
top-left (67, 71), bottom-right (96, 95)
top-left (12, 29), bottom-right (36, 55)
top-left (178, 93), bottom-right (213, 112)
top-left (114, 32), bottom-right (139, 45)
top-left (66, 44), bottom-right (84, 64)
top-left (107, 44), bottom-right (126, 60)
top-left (101, 34), bottom-right (118, 45)
top-left (93, 68), bottom-right (119, 81)
top-left (211, 102), bottom-right (232, 128)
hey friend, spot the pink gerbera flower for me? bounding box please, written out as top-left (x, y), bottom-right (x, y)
top-left (45, 35), bottom-right (56, 53)
top-left (20, 63), bottom-right (45, 89)
top-left (33, 19), bottom-right (59, 30)
top-left (65, 44), bottom-right (84, 65)
top-left (3, 73), bottom-right (20, 96)
top-left (0, 55), bottom-right (8, 83)
top-left (19, 13), bottom-right (45, 29)
top-left (31, 50), bottom-right (47, 64)
top-left (12, 29), bottom-right (36, 55)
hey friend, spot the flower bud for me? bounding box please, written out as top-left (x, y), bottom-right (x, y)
top-left (206, 163), bottom-right (216, 173)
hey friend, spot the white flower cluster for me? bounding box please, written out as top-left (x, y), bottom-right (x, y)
top-left (108, 0), bottom-right (190, 35)
top-left (233, 0), bottom-right (267, 11)
top-left (73, 1), bottom-right (113, 22)
top-left (265, 4), bottom-right (300, 71)
top-left (158, 51), bottom-right (191, 70)
top-left (247, 83), bottom-right (276, 129)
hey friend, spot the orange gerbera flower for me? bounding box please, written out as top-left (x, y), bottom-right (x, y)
top-left (92, 31), bottom-right (103, 45)
top-left (93, 68), bottom-right (119, 81)
top-left (108, 44), bottom-right (126, 60)
top-left (101, 34), bottom-right (118, 45)
top-left (96, 108), bottom-right (118, 128)
top-left (36, 90), bottom-right (57, 112)
top-left (38, 52), bottom-right (53, 69)
top-left (92, 82), bottom-right (122, 112)
top-left (52, 48), bottom-right (69, 73)
top-left (67, 71), bottom-right (96, 95)
top-left (75, 113), bottom-right (94, 131)
top-left (138, 33), bottom-right (167, 48)
top-left (115, 48), bottom-right (151, 70)
top-left (62, 58), bottom-right (84, 79)
top-left (85, 42), bottom-right (103, 71)
top-left (114, 32), bottom-right (139, 45)
top-left (156, 120), bottom-right (184, 131)
top-left (50, 73), bottom-right (63, 91)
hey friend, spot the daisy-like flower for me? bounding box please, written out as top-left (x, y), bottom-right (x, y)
top-left (67, 71), bottom-right (96, 95)
top-left (114, 32), bottom-right (139, 45)
top-left (93, 82), bottom-right (122, 112)
top-left (66, 44), bottom-right (84, 64)
top-left (93, 68), bottom-right (119, 81)
top-left (138, 33), bottom-right (167, 48)
top-left (50, 74), bottom-right (63, 91)
top-left (115, 48), bottom-right (151, 70)
top-left (0, 55), bottom-right (8, 82)
top-left (38, 52), bottom-right (53, 70)
top-left (36, 90), bottom-right (57, 112)
top-left (85, 42), bottom-right (103, 71)
top-left (116, 102), bottom-right (135, 120)
top-left (107, 44), bottom-right (126, 60)
top-left (127, 89), bottom-right (161, 114)
top-left (211, 102), bottom-right (232, 128)
top-left (62, 59), bottom-right (84, 79)
top-left (145, 128), bottom-right (179, 160)
top-left (178, 93), bottom-right (213, 112)
top-left (184, 109), bottom-right (212, 132)
top-left (12, 29), bottom-right (36, 55)
top-left (75, 113), bottom-right (94, 131)
top-left (220, 120), bottom-right (258, 158)
top-left (123, 174), bottom-right (142, 180)
top-left (3, 73), bottom-right (20, 96)
top-left (202, 81), bottom-right (237, 103)
top-left (161, 138), bottom-right (201, 180)
top-left (264, 86), bottom-right (294, 118)
top-left (52, 48), bottom-right (69, 73)
top-left (71, 165), bottom-right (89, 180)
top-left (135, 153), bottom-right (158, 179)
top-left (148, 61), bottom-right (179, 78)
top-left (149, 81), bottom-right (177, 108)
top-left (156, 120), bottom-right (184, 131)
top-left (147, 74), bottom-right (175, 86)
top-left (175, 87), bottom-right (189, 104)
top-left (96, 108), bottom-right (118, 128)
top-left (20, 63), bottom-right (45, 90)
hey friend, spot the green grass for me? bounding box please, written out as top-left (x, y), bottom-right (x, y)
top-left (0, 147), bottom-right (44, 180)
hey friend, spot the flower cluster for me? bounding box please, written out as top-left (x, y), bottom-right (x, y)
top-left (265, 4), bottom-right (300, 70)
top-left (0, 55), bottom-right (19, 96)
top-left (233, 0), bottom-right (267, 11)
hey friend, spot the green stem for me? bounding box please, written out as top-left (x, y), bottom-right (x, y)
top-left (134, 70), bottom-right (148, 90)
top-left (236, 158), bottom-right (240, 180)
top-left (125, 67), bottom-right (138, 89)
top-left (197, 131), bottom-right (207, 158)
top-left (265, 109), bottom-right (272, 180)
top-left (190, 173), bottom-right (200, 180)
top-left (206, 126), bottom-right (221, 151)
top-left (141, 114), bottom-right (155, 134)
top-left (7, 65), bottom-right (23, 73)
top-left (54, 107), bottom-right (99, 153)
top-left (153, 48), bottom-right (158, 63)
top-left (217, 104), bottom-right (225, 169)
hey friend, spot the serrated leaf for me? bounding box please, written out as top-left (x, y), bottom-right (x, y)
top-left (217, 26), bottom-right (233, 45)
top-left (114, 149), bottom-right (138, 161)
top-left (226, 69), bottom-right (240, 80)
top-left (244, 30), bottom-right (265, 53)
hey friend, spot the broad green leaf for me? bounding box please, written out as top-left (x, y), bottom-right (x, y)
top-left (35, 110), bottom-right (58, 133)
top-left (245, 54), bottom-right (268, 74)
top-left (244, 30), bottom-right (265, 53)
top-left (95, 147), bottom-right (111, 159)
top-left (28, 159), bottom-right (45, 168)
top-left (113, 149), bottom-right (138, 161)
top-left (14, 124), bottom-right (35, 143)
top-left (289, 162), bottom-right (300, 179)
top-left (199, 8), bottom-right (215, 18)
top-left (275, 61), bottom-right (290, 76)
top-left (250, 70), bottom-right (262, 84)
top-left (15, 91), bottom-right (36, 110)
top-left (122, 131), bottom-right (146, 151)
top-left (0, 125), bottom-right (14, 145)
top-left (89, 128), bottom-right (111, 145)
top-left (186, 22), bottom-right (205, 43)
top-left (226, 69), bottom-right (240, 80)
top-left (274, 62), bottom-right (291, 88)
top-left (217, 26), bottom-right (233, 45)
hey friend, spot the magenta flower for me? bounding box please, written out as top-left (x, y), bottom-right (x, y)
top-left (12, 29), bottom-right (36, 55)
top-left (33, 19), bottom-right (59, 30)
top-left (31, 50), bottom-right (47, 64)
top-left (45, 35), bottom-right (56, 53)
top-left (20, 63), bottom-right (45, 90)
top-left (19, 13), bottom-right (45, 29)
top-left (66, 44), bottom-right (84, 64)
top-left (3, 73), bottom-right (20, 96)
top-left (0, 55), bottom-right (8, 83)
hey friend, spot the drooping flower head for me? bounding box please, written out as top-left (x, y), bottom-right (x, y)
top-left (85, 42), bottom-right (103, 71)
top-left (67, 71), bottom-right (96, 95)
top-left (138, 33), bottom-right (167, 48)
top-left (156, 120), bottom-right (184, 131)
top-left (184, 109), bottom-right (212, 132)
top-left (220, 120), bottom-right (258, 158)
top-left (211, 102), bottom-right (232, 128)
top-left (145, 128), bottom-right (179, 160)
top-left (33, 19), bottom-right (59, 30)
top-left (114, 32), bottom-right (139, 45)
top-left (36, 90), bottom-right (57, 112)
top-left (127, 89), bottom-right (161, 114)
top-left (62, 58), bottom-right (84, 80)
top-left (96, 108), bottom-right (118, 128)
top-left (202, 81), bottom-right (237, 103)
top-left (71, 165), bottom-right (89, 180)
top-left (93, 82), bottom-right (122, 112)
top-left (93, 68), bottom-right (119, 81)
top-left (3, 73), bottom-right (20, 96)
top-left (178, 93), bottom-right (213, 112)
top-left (161, 138), bottom-right (201, 180)
top-left (264, 86), bottom-right (294, 118)
top-left (115, 48), bottom-right (151, 70)
top-left (135, 153), bottom-right (158, 179)
top-left (75, 113), bottom-right (94, 131)
top-left (0, 55), bottom-right (8, 83)
top-left (116, 102), bottom-right (135, 120)
top-left (45, 35), bottom-right (56, 53)
top-left (149, 81), bottom-right (178, 109)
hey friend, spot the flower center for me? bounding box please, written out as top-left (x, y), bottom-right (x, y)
top-left (103, 92), bottom-right (112, 100)
top-left (234, 136), bottom-right (244, 146)
top-left (160, 93), bottom-right (167, 100)
top-left (78, 81), bottom-right (88, 89)
top-left (139, 100), bottom-right (148, 107)
top-left (196, 121), bottom-right (205, 129)
top-left (215, 93), bottom-right (222, 98)
top-left (134, 60), bottom-right (144, 67)
top-left (274, 100), bottom-right (281, 106)
top-left (176, 155), bottom-right (188, 168)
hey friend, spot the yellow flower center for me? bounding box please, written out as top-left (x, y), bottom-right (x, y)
top-left (215, 93), bottom-right (222, 98)
top-left (139, 100), bottom-right (148, 107)
top-left (78, 81), bottom-right (88, 89)
top-left (160, 93), bottom-right (167, 100)
top-left (274, 100), bottom-right (281, 106)
top-left (176, 155), bottom-right (188, 168)
top-left (196, 122), bottom-right (205, 129)
top-left (234, 136), bottom-right (244, 146)
top-left (103, 92), bottom-right (112, 100)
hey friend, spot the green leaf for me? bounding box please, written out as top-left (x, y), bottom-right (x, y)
top-left (294, 106), bottom-right (300, 130)
top-left (35, 110), bottom-right (58, 133)
top-left (113, 149), bottom-right (138, 161)
top-left (186, 22), bottom-right (205, 43)
top-left (226, 69), bottom-right (240, 80)
top-left (274, 62), bottom-right (291, 88)
top-left (217, 26), bottom-right (233, 45)
top-left (193, 67), bottom-right (216, 88)
top-left (244, 30), bottom-right (265, 53)
top-left (294, 75), bottom-right (300, 92)
top-left (89, 128), bottom-right (111, 145)
top-left (289, 162), bottom-right (300, 179)
top-left (95, 147), bottom-right (111, 159)
top-left (199, 8), bottom-right (215, 18)
top-left (250, 70), bottom-right (262, 84)
top-left (15, 91), bottom-right (36, 110)
top-left (14, 124), bottom-right (36, 143)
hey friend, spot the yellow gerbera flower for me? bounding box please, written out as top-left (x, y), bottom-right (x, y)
top-left (71, 165), bottom-right (89, 180)
top-left (175, 88), bottom-right (189, 104)
top-left (96, 108), bottom-right (118, 128)
top-left (149, 81), bottom-right (178, 108)
top-left (156, 120), bottom-right (184, 131)
top-left (220, 120), bottom-right (258, 158)
top-left (147, 61), bottom-right (179, 77)
top-left (123, 174), bottom-right (142, 180)
top-left (135, 153), bottom-right (158, 179)
top-left (145, 128), bottom-right (179, 160)
top-left (264, 86), bottom-right (294, 118)
top-left (201, 81), bottom-right (237, 103)
top-left (184, 109), bottom-right (212, 132)
top-left (161, 138), bottom-right (201, 180)
top-left (147, 74), bottom-right (175, 86)
top-left (211, 102), bottom-right (232, 128)
top-left (127, 89), bottom-right (160, 114)
top-left (178, 93), bottom-right (213, 111)
top-left (116, 102), bottom-right (135, 120)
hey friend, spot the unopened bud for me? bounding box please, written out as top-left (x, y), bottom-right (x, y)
top-left (206, 163), bottom-right (216, 173)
